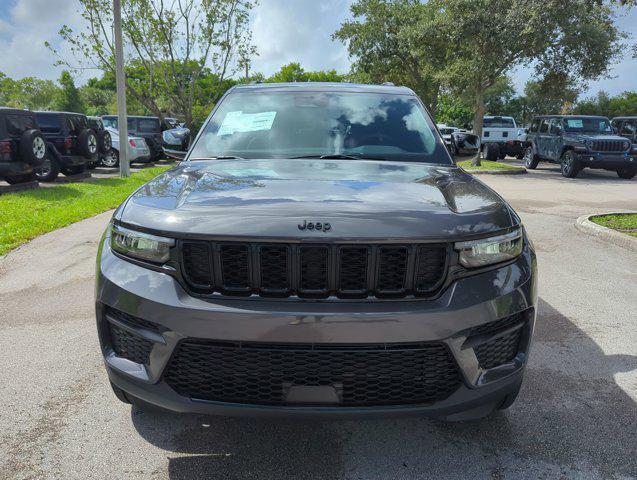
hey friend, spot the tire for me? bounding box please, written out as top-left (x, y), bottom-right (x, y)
top-left (481, 143), bottom-right (499, 161)
top-left (97, 130), bottom-right (112, 154)
top-left (110, 382), bottom-right (132, 404)
top-left (77, 129), bottom-right (99, 158)
top-left (101, 149), bottom-right (119, 168)
top-left (617, 167), bottom-right (636, 179)
top-left (560, 150), bottom-right (580, 178)
top-left (3, 172), bottom-right (36, 185)
top-left (20, 129), bottom-right (47, 165)
top-left (61, 164), bottom-right (87, 176)
top-left (498, 152), bottom-right (506, 160)
top-left (523, 146), bottom-right (539, 169)
top-left (34, 155), bottom-right (60, 182)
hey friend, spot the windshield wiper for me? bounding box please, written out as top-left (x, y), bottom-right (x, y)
top-left (291, 154), bottom-right (388, 160)
top-left (189, 155), bottom-right (245, 160)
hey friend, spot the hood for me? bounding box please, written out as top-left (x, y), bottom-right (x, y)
top-left (118, 159), bottom-right (516, 241)
top-left (567, 133), bottom-right (628, 143)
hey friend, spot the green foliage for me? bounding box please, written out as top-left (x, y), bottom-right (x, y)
top-left (333, 0), bottom-right (447, 113)
top-left (51, 0), bottom-right (257, 125)
top-left (573, 90), bottom-right (637, 118)
top-left (0, 72), bottom-right (59, 110)
top-left (266, 63), bottom-right (345, 83)
top-left (0, 167), bottom-right (170, 256)
top-left (52, 71), bottom-right (85, 113)
top-left (436, 93), bottom-right (473, 127)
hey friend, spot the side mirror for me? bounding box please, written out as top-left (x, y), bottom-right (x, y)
top-left (554, 126), bottom-right (562, 135)
top-left (524, 128), bottom-right (529, 134)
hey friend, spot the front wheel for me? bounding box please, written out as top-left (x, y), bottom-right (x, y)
top-left (561, 150), bottom-right (580, 178)
top-left (101, 149), bottom-right (119, 168)
top-left (523, 147), bottom-right (539, 169)
top-left (617, 167), bottom-right (636, 179)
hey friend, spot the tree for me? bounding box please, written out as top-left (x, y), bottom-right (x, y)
top-left (522, 73), bottom-right (579, 121)
top-left (439, 0), bottom-right (624, 165)
top-left (52, 71), bottom-right (85, 113)
top-left (333, 0), bottom-right (447, 114)
top-left (1, 72), bottom-right (60, 111)
top-left (49, 0), bottom-right (256, 125)
top-left (266, 63), bottom-right (345, 83)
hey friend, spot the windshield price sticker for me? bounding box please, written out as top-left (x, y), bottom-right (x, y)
top-left (218, 111), bottom-right (277, 136)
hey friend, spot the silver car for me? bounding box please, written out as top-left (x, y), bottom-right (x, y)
top-left (101, 127), bottom-right (151, 167)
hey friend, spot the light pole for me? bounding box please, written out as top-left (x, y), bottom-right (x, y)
top-left (113, 0), bottom-right (129, 177)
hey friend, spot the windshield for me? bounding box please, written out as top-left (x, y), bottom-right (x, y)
top-left (188, 90), bottom-right (451, 164)
top-left (563, 117), bottom-right (613, 134)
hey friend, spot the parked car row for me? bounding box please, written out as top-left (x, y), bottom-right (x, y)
top-left (1, 107), bottom-right (192, 184)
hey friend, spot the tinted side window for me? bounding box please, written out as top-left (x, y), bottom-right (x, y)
top-left (539, 119), bottom-right (550, 133)
top-left (530, 118), bottom-right (541, 133)
top-left (36, 114), bottom-right (62, 133)
top-left (620, 120), bottom-right (636, 136)
top-left (127, 119), bottom-right (136, 131)
top-left (103, 117), bottom-right (117, 129)
top-left (138, 119), bottom-right (160, 133)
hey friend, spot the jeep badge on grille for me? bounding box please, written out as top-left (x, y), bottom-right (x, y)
top-left (298, 220), bottom-right (331, 232)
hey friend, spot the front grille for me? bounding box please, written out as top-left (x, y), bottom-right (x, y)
top-left (475, 330), bottom-right (522, 369)
top-left (108, 322), bottom-right (153, 364)
top-left (591, 139), bottom-right (628, 152)
top-left (181, 242), bottom-right (448, 299)
top-left (164, 341), bottom-right (462, 406)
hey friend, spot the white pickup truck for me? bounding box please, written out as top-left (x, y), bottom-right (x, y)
top-left (480, 116), bottom-right (526, 161)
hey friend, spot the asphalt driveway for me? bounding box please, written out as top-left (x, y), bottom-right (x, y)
top-left (0, 166), bottom-right (635, 479)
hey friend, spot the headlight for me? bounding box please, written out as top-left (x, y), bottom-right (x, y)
top-left (622, 141), bottom-right (630, 150)
top-left (110, 224), bottom-right (175, 263)
top-left (455, 229), bottom-right (523, 268)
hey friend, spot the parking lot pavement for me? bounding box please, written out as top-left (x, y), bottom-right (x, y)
top-left (0, 170), bottom-right (635, 480)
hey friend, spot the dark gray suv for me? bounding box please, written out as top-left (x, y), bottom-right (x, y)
top-left (96, 83), bottom-right (537, 420)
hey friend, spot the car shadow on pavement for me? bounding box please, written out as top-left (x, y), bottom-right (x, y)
top-left (131, 298), bottom-right (637, 479)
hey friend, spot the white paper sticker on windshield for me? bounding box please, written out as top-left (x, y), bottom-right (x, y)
top-left (217, 111), bottom-right (277, 136)
top-left (566, 119), bottom-right (583, 128)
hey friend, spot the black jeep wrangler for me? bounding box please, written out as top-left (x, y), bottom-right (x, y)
top-left (0, 107), bottom-right (47, 184)
top-left (87, 116), bottom-right (113, 169)
top-left (523, 115), bottom-right (636, 179)
top-left (34, 111), bottom-right (99, 181)
top-left (102, 115), bottom-right (162, 161)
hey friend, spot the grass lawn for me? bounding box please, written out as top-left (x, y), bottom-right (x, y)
top-left (0, 167), bottom-right (170, 256)
top-left (590, 213), bottom-right (637, 238)
top-left (457, 158), bottom-right (523, 171)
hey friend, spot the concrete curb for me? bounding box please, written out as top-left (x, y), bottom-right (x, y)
top-left (464, 168), bottom-right (527, 175)
top-left (575, 214), bottom-right (637, 253)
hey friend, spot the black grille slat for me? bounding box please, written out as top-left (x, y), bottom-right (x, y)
top-left (182, 242), bottom-right (212, 287)
top-left (165, 341), bottom-right (462, 406)
top-left (415, 245), bottom-right (447, 293)
top-left (220, 244), bottom-right (250, 291)
top-left (299, 246), bottom-right (329, 295)
top-left (338, 247), bottom-right (369, 295)
top-left (377, 247), bottom-right (408, 294)
top-left (259, 246), bottom-right (290, 294)
top-left (591, 140), bottom-right (627, 152)
top-left (180, 242), bottom-right (448, 299)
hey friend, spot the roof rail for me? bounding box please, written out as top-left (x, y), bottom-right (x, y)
top-left (382, 82), bottom-right (395, 86)
top-left (250, 80), bottom-right (263, 84)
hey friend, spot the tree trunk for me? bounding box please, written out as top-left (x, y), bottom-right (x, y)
top-left (471, 88), bottom-right (487, 167)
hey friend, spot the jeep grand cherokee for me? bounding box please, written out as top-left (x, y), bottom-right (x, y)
top-left (96, 83), bottom-right (537, 420)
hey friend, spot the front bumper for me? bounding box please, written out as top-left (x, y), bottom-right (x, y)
top-left (576, 152), bottom-right (636, 170)
top-left (96, 234), bottom-right (537, 418)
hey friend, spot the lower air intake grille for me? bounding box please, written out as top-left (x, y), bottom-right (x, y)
top-left (164, 341), bottom-right (462, 406)
top-left (108, 322), bottom-right (153, 365)
top-left (475, 330), bottom-right (522, 369)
